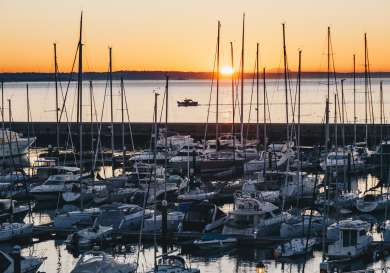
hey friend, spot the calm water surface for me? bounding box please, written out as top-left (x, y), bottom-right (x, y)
top-left (3, 78), bottom-right (390, 123)
top-left (5, 173), bottom-right (389, 273)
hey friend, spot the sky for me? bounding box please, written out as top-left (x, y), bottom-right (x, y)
top-left (1, 0), bottom-right (390, 73)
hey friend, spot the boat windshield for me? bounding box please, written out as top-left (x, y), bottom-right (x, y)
top-left (159, 256), bottom-right (185, 268)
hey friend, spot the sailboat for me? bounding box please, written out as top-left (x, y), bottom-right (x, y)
top-left (70, 251), bottom-right (136, 273)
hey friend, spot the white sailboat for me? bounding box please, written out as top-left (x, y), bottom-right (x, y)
top-left (70, 251), bottom-right (136, 273)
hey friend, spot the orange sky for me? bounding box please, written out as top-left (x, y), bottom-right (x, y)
top-left (1, 0), bottom-right (390, 73)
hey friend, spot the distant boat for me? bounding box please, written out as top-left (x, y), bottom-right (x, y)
top-left (177, 98), bottom-right (199, 107)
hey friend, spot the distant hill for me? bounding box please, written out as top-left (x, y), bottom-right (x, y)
top-left (1, 71), bottom-right (390, 82)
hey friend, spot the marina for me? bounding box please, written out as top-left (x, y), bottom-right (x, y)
top-left (3, 1), bottom-right (390, 273)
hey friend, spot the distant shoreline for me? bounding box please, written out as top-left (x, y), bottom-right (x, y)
top-left (1, 71), bottom-right (390, 82)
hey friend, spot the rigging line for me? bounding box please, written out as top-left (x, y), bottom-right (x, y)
top-left (123, 84), bottom-right (136, 152)
top-left (59, 43), bottom-right (79, 122)
top-left (57, 58), bottom-right (79, 166)
top-left (92, 67), bottom-right (110, 173)
top-left (245, 55), bottom-right (257, 140)
top-left (159, 86), bottom-right (166, 124)
top-left (330, 34), bottom-right (343, 128)
top-left (367, 46), bottom-right (375, 125)
top-left (203, 38), bottom-right (218, 147)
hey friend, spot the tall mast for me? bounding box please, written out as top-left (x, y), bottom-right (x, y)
top-left (380, 80), bottom-right (384, 180)
top-left (78, 12), bottom-right (83, 183)
top-left (152, 91), bottom-right (159, 268)
top-left (89, 81), bottom-right (94, 154)
top-left (282, 23), bottom-right (289, 143)
top-left (353, 54), bottom-right (356, 145)
top-left (162, 75), bottom-right (169, 255)
top-left (216, 21), bottom-right (220, 150)
top-left (109, 47), bottom-right (115, 176)
top-left (263, 68), bottom-right (267, 173)
top-left (26, 84), bottom-right (31, 176)
top-left (364, 33), bottom-right (368, 147)
top-left (240, 13), bottom-right (245, 146)
top-left (297, 50), bottom-right (302, 168)
top-left (256, 43), bottom-right (260, 147)
top-left (54, 43), bottom-right (60, 149)
top-left (121, 78), bottom-right (125, 175)
top-left (325, 26), bottom-right (330, 149)
top-left (230, 42), bottom-right (235, 159)
top-left (1, 82), bottom-right (4, 164)
top-left (77, 12), bottom-right (84, 210)
top-left (341, 79), bottom-right (345, 148)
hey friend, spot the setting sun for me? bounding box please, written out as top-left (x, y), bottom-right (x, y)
top-left (220, 66), bottom-right (234, 75)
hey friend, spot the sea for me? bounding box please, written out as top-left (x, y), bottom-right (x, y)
top-left (2, 78), bottom-right (389, 124)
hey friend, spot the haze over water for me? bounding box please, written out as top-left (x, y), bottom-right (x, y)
top-left (3, 78), bottom-right (390, 124)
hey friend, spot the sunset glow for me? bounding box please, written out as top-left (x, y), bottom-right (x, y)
top-left (1, 0), bottom-right (390, 72)
top-left (220, 66), bottom-right (234, 75)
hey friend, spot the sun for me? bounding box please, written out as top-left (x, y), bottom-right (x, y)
top-left (220, 66), bottom-right (234, 75)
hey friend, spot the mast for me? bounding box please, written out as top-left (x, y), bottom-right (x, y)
top-left (341, 79), bottom-right (345, 148)
top-left (1, 82), bottom-right (4, 165)
top-left (26, 84), bottom-right (31, 177)
top-left (152, 91), bottom-right (159, 268)
top-left (77, 12), bottom-right (84, 210)
top-left (230, 42), bottom-right (236, 160)
top-left (353, 54), bottom-right (356, 145)
top-left (325, 27), bottom-right (330, 149)
top-left (364, 33), bottom-right (368, 146)
top-left (263, 67), bottom-right (267, 173)
top-left (54, 43), bottom-right (60, 149)
top-left (282, 23), bottom-right (289, 143)
top-left (109, 47), bottom-right (115, 176)
top-left (216, 21), bottom-right (220, 151)
top-left (162, 75), bottom-right (169, 255)
top-left (121, 78), bottom-right (125, 175)
top-left (256, 43), bottom-right (260, 147)
top-left (89, 81), bottom-right (94, 154)
top-left (240, 13), bottom-right (245, 147)
top-left (297, 50), bottom-right (302, 170)
top-left (380, 80), bottom-right (384, 180)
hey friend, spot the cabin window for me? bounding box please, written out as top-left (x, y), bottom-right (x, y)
top-left (342, 230), bottom-right (358, 247)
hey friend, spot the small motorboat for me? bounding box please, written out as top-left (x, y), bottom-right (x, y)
top-left (0, 222), bottom-right (33, 242)
top-left (0, 248), bottom-right (45, 273)
top-left (53, 207), bottom-right (101, 229)
top-left (180, 201), bottom-right (227, 233)
top-left (326, 219), bottom-right (372, 259)
top-left (147, 255), bottom-right (199, 273)
top-left (274, 237), bottom-right (317, 258)
top-left (177, 98), bottom-right (199, 107)
top-left (143, 211), bottom-right (184, 233)
top-left (70, 251), bottom-right (136, 273)
top-left (193, 233), bottom-right (237, 249)
top-left (178, 188), bottom-right (217, 202)
top-left (66, 225), bottom-right (113, 249)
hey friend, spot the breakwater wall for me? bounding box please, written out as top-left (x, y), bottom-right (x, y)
top-left (6, 122), bottom-right (388, 149)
